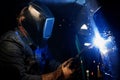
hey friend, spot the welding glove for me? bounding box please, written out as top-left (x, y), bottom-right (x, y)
top-left (41, 58), bottom-right (75, 80)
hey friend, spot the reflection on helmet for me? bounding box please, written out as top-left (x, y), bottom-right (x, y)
top-left (19, 1), bottom-right (55, 47)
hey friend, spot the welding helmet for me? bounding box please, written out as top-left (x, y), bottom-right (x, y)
top-left (18, 1), bottom-right (55, 47)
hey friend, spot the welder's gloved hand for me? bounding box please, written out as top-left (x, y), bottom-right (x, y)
top-left (61, 58), bottom-right (75, 79)
top-left (41, 58), bottom-right (75, 80)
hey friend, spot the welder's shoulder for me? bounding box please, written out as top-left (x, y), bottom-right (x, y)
top-left (0, 30), bottom-right (24, 50)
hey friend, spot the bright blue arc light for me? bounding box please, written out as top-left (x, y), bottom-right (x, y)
top-left (93, 30), bottom-right (113, 54)
top-left (93, 35), bottom-right (108, 54)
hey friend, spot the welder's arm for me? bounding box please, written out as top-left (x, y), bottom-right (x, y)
top-left (0, 39), bottom-right (76, 80)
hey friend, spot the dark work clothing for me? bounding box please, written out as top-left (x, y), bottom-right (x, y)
top-left (0, 29), bottom-right (60, 80)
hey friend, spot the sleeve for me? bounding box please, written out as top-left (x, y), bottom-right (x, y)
top-left (0, 40), bottom-right (42, 80)
top-left (43, 46), bottom-right (61, 72)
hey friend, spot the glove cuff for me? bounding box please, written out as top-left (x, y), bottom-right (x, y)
top-left (42, 65), bottom-right (64, 80)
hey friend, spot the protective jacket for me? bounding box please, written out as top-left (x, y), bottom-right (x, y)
top-left (0, 29), bottom-right (60, 80)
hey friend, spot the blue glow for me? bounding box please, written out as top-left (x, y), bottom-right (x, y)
top-left (81, 24), bottom-right (88, 30)
top-left (76, 0), bottom-right (86, 5)
top-left (84, 42), bottom-right (91, 47)
top-left (38, 0), bottom-right (86, 5)
top-left (92, 27), bottom-right (115, 55)
top-left (35, 47), bottom-right (42, 61)
top-left (43, 18), bottom-right (55, 39)
top-left (93, 35), bottom-right (108, 54)
top-left (38, 0), bottom-right (75, 3)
